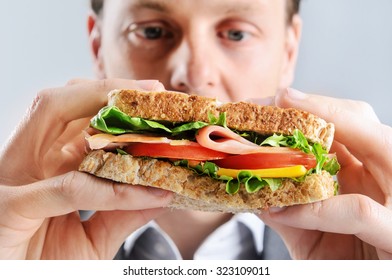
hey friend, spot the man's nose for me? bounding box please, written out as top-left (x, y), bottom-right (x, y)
top-left (169, 36), bottom-right (219, 94)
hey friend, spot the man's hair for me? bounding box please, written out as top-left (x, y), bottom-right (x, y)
top-left (287, 0), bottom-right (301, 22)
top-left (91, 0), bottom-right (103, 15)
top-left (90, 0), bottom-right (301, 22)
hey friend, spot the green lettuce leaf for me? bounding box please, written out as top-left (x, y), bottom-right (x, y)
top-left (91, 106), bottom-right (228, 136)
top-left (262, 129), bottom-right (311, 154)
top-left (260, 129), bottom-right (340, 176)
top-left (174, 160), bottom-right (284, 194)
top-left (260, 134), bottom-right (288, 147)
top-left (208, 111), bottom-right (228, 127)
top-left (116, 148), bottom-right (128, 155)
top-left (311, 142), bottom-right (328, 174)
top-left (171, 121), bottom-right (209, 134)
top-left (90, 106), bottom-right (172, 134)
top-left (263, 178), bottom-right (283, 191)
top-left (324, 156), bottom-right (341, 176)
top-left (93, 107), bottom-right (340, 194)
top-left (226, 180), bottom-right (240, 195)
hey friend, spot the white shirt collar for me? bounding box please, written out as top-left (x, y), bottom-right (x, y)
top-left (122, 213), bottom-right (264, 259)
top-left (233, 212), bottom-right (265, 253)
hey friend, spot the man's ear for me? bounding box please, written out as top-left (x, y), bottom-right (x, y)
top-left (279, 14), bottom-right (302, 89)
top-left (87, 12), bottom-right (106, 79)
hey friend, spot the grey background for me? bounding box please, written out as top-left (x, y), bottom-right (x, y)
top-left (1, 0), bottom-right (391, 146)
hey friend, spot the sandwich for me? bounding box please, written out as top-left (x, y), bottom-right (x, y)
top-left (78, 89), bottom-right (340, 213)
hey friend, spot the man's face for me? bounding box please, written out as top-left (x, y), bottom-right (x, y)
top-left (90, 0), bottom-right (301, 102)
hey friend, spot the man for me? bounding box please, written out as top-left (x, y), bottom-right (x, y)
top-left (87, 0), bottom-right (301, 259)
top-left (1, 0), bottom-right (391, 260)
top-left (88, 0), bottom-right (301, 102)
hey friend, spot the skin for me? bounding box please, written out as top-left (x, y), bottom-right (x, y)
top-left (0, 0), bottom-right (391, 259)
top-left (88, 0), bottom-right (302, 259)
top-left (89, 0), bottom-right (301, 101)
top-left (259, 89), bottom-right (392, 259)
top-left (0, 79), bottom-right (173, 259)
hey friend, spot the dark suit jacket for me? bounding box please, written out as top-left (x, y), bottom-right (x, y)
top-left (114, 225), bottom-right (291, 260)
top-left (260, 226), bottom-right (291, 259)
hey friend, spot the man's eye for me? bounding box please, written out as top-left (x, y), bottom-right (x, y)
top-left (132, 25), bottom-right (173, 40)
top-left (143, 27), bottom-right (164, 40)
top-left (227, 30), bottom-right (245, 41)
top-left (219, 29), bottom-right (248, 42)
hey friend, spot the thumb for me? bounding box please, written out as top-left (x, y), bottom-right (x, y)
top-left (275, 88), bottom-right (380, 123)
top-left (275, 88), bottom-right (392, 172)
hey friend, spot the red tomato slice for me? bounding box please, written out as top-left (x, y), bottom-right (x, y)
top-left (125, 142), bottom-right (229, 161)
top-left (212, 153), bottom-right (317, 170)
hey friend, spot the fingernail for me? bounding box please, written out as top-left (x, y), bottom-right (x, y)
top-left (268, 206), bottom-right (287, 213)
top-left (246, 96), bottom-right (275, 106)
top-left (151, 81), bottom-right (165, 91)
top-left (148, 186), bottom-right (170, 197)
top-left (287, 88), bottom-right (307, 100)
top-left (137, 80), bottom-right (165, 91)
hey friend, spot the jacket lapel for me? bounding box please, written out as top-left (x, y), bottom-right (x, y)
top-left (260, 226), bottom-right (291, 260)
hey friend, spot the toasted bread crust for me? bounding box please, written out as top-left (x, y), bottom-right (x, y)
top-left (79, 150), bottom-right (335, 213)
top-left (108, 89), bottom-right (335, 150)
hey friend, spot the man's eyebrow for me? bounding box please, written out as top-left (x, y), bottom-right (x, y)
top-left (133, 0), bottom-right (169, 12)
top-left (222, 2), bottom-right (266, 15)
top-left (223, 5), bottom-right (255, 14)
top-left (129, 0), bottom-right (264, 18)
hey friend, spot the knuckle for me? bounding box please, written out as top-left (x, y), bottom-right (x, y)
top-left (356, 100), bottom-right (373, 113)
top-left (110, 182), bottom-right (127, 198)
top-left (65, 78), bottom-right (82, 86)
top-left (30, 88), bottom-right (54, 112)
top-left (111, 183), bottom-right (141, 202)
top-left (94, 79), bottom-right (114, 92)
top-left (352, 194), bottom-right (378, 225)
top-left (326, 102), bottom-right (344, 118)
top-left (58, 171), bottom-right (85, 202)
top-left (358, 101), bottom-right (378, 118)
top-left (65, 78), bottom-right (91, 86)
top-left (310, 200), bottom-right (324, 219)
top-left (352, 100), bottom-right (379, 122)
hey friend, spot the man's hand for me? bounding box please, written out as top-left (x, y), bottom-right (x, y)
top-left (258, 89), bottom-right (392, 259)
top-left (0, 79), bottom-right (172, 259)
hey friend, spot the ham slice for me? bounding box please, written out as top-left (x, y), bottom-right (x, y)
top-left (87, 125), bottom-right (297, 155)
top-left (196, 125), bottom-right (296, 154)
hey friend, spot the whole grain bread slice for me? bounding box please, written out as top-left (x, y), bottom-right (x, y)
top-left (108, 89), bottom-right (335, 150)
top-left (79, 150), bottom-right (335, 213)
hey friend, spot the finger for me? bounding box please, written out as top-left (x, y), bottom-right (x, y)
top-left (5, 171), bottom-right (173, 220)
top-left (34, 79), bottom-right (164, 137)
top-left (330, 141), bottom-right (364, 195)
top-left (0, 79), bottom-right (165, 179)
top-left (276, 88), bottom-right (380, 122)
top-left (330, 141), bottom-right (360, 169)
top-left (65, 78), bottom-right (94, 86)
top-left (42, 117), bottom-right (92, 176)
top-left (260, 194), bottom-right (392, 254)
top-left (245, 96), bottom-right (276, 106)
top-left (329, 141), bottom-right (385, 203)
top-left (10, 79), bottom-right (164, 147)
top-left (83, 208), bottom-right (169, 259)
top-left (54, 79), bottom-right (165, 124)
top-left (275, 88), bottom-right (392, 189)
top-left (41, 79), bottom-right (165, 153)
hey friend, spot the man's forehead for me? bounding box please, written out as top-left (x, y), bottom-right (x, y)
top-left (115, 0), bottom-right (278, 14)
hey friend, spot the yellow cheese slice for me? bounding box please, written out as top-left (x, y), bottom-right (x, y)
top-left (216, 165), bottom-right (307, 178)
